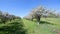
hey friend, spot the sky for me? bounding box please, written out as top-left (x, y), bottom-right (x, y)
top-left (0, 0), bottom-right (60, 17)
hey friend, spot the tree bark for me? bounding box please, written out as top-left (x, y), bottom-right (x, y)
top-left (36, 15), bottom-right (41, 24)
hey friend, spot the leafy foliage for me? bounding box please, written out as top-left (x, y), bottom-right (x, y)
top-left (0, 11), bottom-right (21, 24)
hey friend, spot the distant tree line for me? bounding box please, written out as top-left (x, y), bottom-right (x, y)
top-left (0, 11), bottom-right (21, 24)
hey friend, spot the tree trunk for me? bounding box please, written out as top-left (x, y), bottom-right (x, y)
top-left (31, 17), bottom-right (33, 21)
top-left (36, 15), bottom-right (41, 24)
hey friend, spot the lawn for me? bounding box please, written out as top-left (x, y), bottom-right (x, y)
top-left (23, 18), bottom-right (60, 34)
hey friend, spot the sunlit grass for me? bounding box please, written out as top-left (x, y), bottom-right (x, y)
top-left (23, 18), bottom-right (60, 34)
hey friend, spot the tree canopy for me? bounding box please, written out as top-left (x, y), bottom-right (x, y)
top-left (24, 6), bottom-right (57, 24)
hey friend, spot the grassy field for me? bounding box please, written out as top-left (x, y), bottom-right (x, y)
top-left (23, 18), bottom-right (60, 34)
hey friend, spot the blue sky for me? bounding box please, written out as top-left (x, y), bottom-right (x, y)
top-left (0, 0), bottom-right (60, 17)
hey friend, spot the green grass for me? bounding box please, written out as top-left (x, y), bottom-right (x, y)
top-left (0, 19), bottom-right (26, 34)
top-left (23, 18), bottom-right (60, 34)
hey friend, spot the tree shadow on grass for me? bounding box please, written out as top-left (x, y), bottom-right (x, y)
top-left (40, 21), bottom-right (54, 25)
